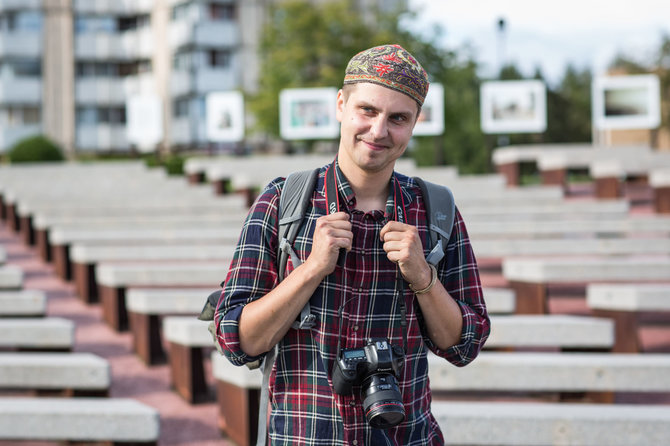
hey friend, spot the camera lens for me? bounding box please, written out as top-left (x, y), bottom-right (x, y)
top-left (361, 374), bottom-right (405, 429)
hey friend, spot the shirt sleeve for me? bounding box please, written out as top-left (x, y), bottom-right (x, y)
top-left (214, 179), bottom-right (283, 366)
top-left (423, 207), bottom-right (491, 366)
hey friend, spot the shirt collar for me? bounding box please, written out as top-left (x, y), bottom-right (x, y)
top-left (329, 159), bottom-right (412, 219)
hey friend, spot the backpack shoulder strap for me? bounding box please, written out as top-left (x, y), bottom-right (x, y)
top-left (277, 168), bottom-right (320, 330)
top-left (412, 177), bottom-right (456, 266)
top-left (277, 168), bottom-right (320, 281)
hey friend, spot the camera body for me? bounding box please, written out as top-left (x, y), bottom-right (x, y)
top-left (332, 338), bottom-right (406, 429)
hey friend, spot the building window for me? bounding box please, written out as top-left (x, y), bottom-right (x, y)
top-left (118, 14), bottom-right (150, 32)
top-left (0, 11), bottom-right (43, 32)
top-left (210, 3), bottom-right (235, 20)
top-left (75, 16), bottom-right (116, 34)
top-left (209, 50), bottom-right (231, 68)
top-left (173, 52), bottom-right (193, 71)
top-left (76, 107), bottom-right (126, 125)
top-left (173, 98), bottom-right (190, 117)
top-left (171, 2), bottom-right (198, 22)
top-left (2, 60), bottom-right (41, 77)
top-left (1, 107), bottom-right (41, 126)
top-left (118, 60), bottom-right (152, 77)
top-left (76, 62), bottom-right (119, 78)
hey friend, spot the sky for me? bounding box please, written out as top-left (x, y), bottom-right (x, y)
top-left (406, 0), bottom-right (670, 86)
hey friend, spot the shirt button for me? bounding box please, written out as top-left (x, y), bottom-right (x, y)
top-left (352, 325), bottom-right (358, 331)
top-left (353, 441), bottom-right (358, 445)
top-left (349, 400), bottom-right (356, 407)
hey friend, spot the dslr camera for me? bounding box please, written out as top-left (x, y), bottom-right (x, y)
top-left (331, 338), bottom-right (405, 429)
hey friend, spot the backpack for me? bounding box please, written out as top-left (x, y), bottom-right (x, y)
top-left (199, 168), bottom-right (455, 446)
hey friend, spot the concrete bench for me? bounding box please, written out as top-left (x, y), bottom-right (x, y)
top-left (0, 266), bottom-right (22, 290)
top-left (587, 284), bottom-right (670, 352)
top-left (13, 181), bottom-right (247, 248)
top-left (125, 288), bottom-right (216, 365)
top-left (487, 315), bottom-right (614, 350)
top-left (481, 287), bottom-right (515, 314)
top-left (459, 199), bottom-right (630, 222)
top-left (96, 262), bottom-right (229, 331)
top-left (433, 401), bottom-right (670, 445)
top-left (467, 215), bottom-right (670, 237)
top-left (472, 237), bottom-right (670, 259)
top-left (428, 351), bottom-right (670, 402)
top-left (650, 167), bottom-right (670, 213)
top-left (536, 146), bottom-right (650, 190)
top-left (0, 290), bottom-right (47, 317)
top-left (71, 243), bottom-right (235, 303)
top-left (0, 397), bottom-right (159, 445)
top-left (589, 152), bottom-right (670, 199)
top-left (49, 226), bottom-right (239, 281)
top-left (0, 317), bottom-right (74, 351)
top-left (163, 316), bottom-right (216, 404)
top-left (30, 211), bottom-right (244, 256)
top-left (502, 257), bottom-right (670, 316)
top-left (492, 143), bottom-right (595, 186)
top-left (492, 143), bottom-right (652, 188)
top-left (209, 349), bottom-right (263, 446)
top-left (0, 352), bottom-right (110, 396)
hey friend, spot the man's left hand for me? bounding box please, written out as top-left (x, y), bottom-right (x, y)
top-left (380, 221), bottom-right (432, 290)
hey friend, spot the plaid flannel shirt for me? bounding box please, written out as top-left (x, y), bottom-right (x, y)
top-left (215, 163), bottom-right (490, 445)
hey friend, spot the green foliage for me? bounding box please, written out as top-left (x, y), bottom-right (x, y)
top-left (8, 135), bottom-right (65, 163)
top-left (545, 65), bottom-right (592, 143)
top-left (142, 153), bottom-right (185, 176)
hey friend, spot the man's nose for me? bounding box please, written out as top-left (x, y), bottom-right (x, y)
top-left (369, 116), bottom-right (388, 139)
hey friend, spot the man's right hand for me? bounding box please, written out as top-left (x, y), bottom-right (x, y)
top-left (305, 212), bottom-right (352, 276)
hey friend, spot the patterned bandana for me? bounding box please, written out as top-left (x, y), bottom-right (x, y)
top-left (343, 44), bottom-right (429, 106)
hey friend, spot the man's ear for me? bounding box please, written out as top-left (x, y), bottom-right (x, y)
top-left (335, 89), bottom-right (345, 123)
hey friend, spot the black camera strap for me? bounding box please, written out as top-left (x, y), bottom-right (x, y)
top-left (327, 160), bottom-right (409, 356)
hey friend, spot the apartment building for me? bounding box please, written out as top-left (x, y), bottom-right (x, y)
top-left (0, 0), bottom-right (405, 156)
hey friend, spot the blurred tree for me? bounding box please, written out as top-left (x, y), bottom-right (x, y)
top-left (545, 65), bottom-right (592, 143)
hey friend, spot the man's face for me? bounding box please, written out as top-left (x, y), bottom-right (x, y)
top-left (336, 83), bottom-right (419, 175)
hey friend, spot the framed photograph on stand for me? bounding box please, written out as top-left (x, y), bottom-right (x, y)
top-left (592, 74), bottom-right (660, 130)
top-left (413, 83), bottom-right (444, 136)
top-left (279, 87), bottom-right (339, 140)
top-left (206, 91), bottom-right (245, 142)
top-left (480, 80), bottom-right (547, 134)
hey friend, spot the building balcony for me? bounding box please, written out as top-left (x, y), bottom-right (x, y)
top-left (170, 67), bottom-right (236, 97)
top-left (75, 78), bottom-right (126, 105)
top-left (0, 32), bottom-right (41, 58)
top-left (73, 0), bottom-right (153, 15)
top-left (74, 29), bottom-right (153, 61)
top-left (0, 0), bottom-right (41, 12)
top-left (0, 77), bottom-right (41, 104)
top-left (76, 124), bottom-right (129, 152)
top-left (169, 20), bottom-right (238, 49)
top-left (0, 124), bottom-right (41, 152)
top-left (123, 73), bottom-right (157, 97)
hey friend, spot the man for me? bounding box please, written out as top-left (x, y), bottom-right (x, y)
top-left (215, 44), bottom-right (490, 445)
